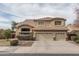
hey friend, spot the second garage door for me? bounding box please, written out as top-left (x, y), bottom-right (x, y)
top-left (55, 33), bottom-right (66, 41)
top-left (36, 33), bottom-right (54, 41)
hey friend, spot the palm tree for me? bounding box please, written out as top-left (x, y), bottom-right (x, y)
top-left (11, 21), bottom-right (17, 31)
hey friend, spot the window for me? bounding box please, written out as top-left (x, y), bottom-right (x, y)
top-left (38, 21), bottom-right (44, 25)
top-left (21, 28), bottom-right (30, 31)
top-left (55, 21), bottom-right (61, 25)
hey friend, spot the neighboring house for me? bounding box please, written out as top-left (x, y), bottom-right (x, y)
top-left (67, 24), bottom-right (79, 40)
top-left (15, 17), bottom-right (68, 41)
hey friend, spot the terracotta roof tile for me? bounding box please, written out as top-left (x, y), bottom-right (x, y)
top-left (16, 17), bottom-right (67, 31)
top-left (67, 24), bottom-right (79, 32)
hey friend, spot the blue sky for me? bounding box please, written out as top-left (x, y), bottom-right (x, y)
top-left (0, 3), bottom-right (78, 29)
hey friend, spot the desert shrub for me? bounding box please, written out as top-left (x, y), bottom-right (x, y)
top-left (53, 37), bottom-right (56, 41)
top-left (74, 37), bottom-right (78, 41)
top-left (74, 36), bottom-right (79, 43)
top-left (10, 39), bottom-right (18, 46)
top-left (75, 40), bottom-right (79, 43)
top-left (16, 35), bottom-right (33, 41)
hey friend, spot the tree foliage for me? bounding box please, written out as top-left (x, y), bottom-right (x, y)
top-left (0, 29), bottom-right (5, 39)
top-left (3, 29), bottom-right (12, 39)
top-left (11, 21), bottom-right (17, 31)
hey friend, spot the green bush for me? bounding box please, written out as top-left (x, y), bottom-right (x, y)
top-left (10, 39), bottom-right (18, 46)
top-left (3, 29), bottom-right (12, 40)
top-left (74, 37), bottom-right (78, 41)
top-left (74, 36), bottom-right (79, 43)
top-left (75, 40), bottom-right (79, 43)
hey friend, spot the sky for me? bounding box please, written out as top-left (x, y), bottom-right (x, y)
top-left (0, 3), bottom-right (78, 29)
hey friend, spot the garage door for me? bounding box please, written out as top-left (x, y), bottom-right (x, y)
top-left (36, 33), bottom-right (54, 41)
top-left (56, 33), bottom-right (66, 41)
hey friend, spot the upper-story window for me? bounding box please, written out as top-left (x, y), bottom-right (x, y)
top-left (55, 21), bottom-right (61, 25)
top-left (38, 21), bottom-right (44, 25)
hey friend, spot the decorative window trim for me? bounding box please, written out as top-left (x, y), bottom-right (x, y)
top-left (55, 21), bottom-right (62, 25)
top-left (38, 21), bottom-right (44, 25)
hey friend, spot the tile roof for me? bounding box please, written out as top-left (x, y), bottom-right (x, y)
top-left (67, 24), bottom-right (79, 32)
top-left (16, 17), bottom-right (67, 30)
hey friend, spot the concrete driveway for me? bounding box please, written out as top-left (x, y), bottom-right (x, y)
top-left (11, 41), bottom-right (79, 54)
top-left (0, 36), bottom-right (79, 54)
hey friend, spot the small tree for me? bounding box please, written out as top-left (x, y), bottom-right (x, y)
top-left (0, 29), bottom-right (5, 39)
top-left (11, 21), bottom-right (17, 31)
top-left (4, 29), bottom-right (12, 41)
top-left (74, 35), bottom-right (79, 43)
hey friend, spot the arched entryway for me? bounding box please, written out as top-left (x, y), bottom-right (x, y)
top-left (16, 24), bottom-right (34, 40)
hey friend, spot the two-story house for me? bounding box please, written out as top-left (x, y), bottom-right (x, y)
top-left (15, 17), bottom-right (68, 41)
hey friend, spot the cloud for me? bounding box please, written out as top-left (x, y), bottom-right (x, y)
top-left (0, 16), bottom-right (10, 23)
top-left (0, 16), bottom-right (11, 29)
top-left (0, 3), bottom-right (73, 17)
top-left (0, 3), bottom-right (78, 29)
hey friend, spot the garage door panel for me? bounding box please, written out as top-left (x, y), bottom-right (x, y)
top-left (56, 33), bottom-right (66, 41)
top-left (36, 33), bottom-right (54, 41)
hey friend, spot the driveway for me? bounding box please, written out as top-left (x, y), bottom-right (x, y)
top-left (13, 37), bottom-right (79, 54)
top-left (0, 39), bottom-right (79, 54)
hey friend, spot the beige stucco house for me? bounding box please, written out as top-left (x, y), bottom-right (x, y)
top-left (15, 17), bottom-right (68, 41)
